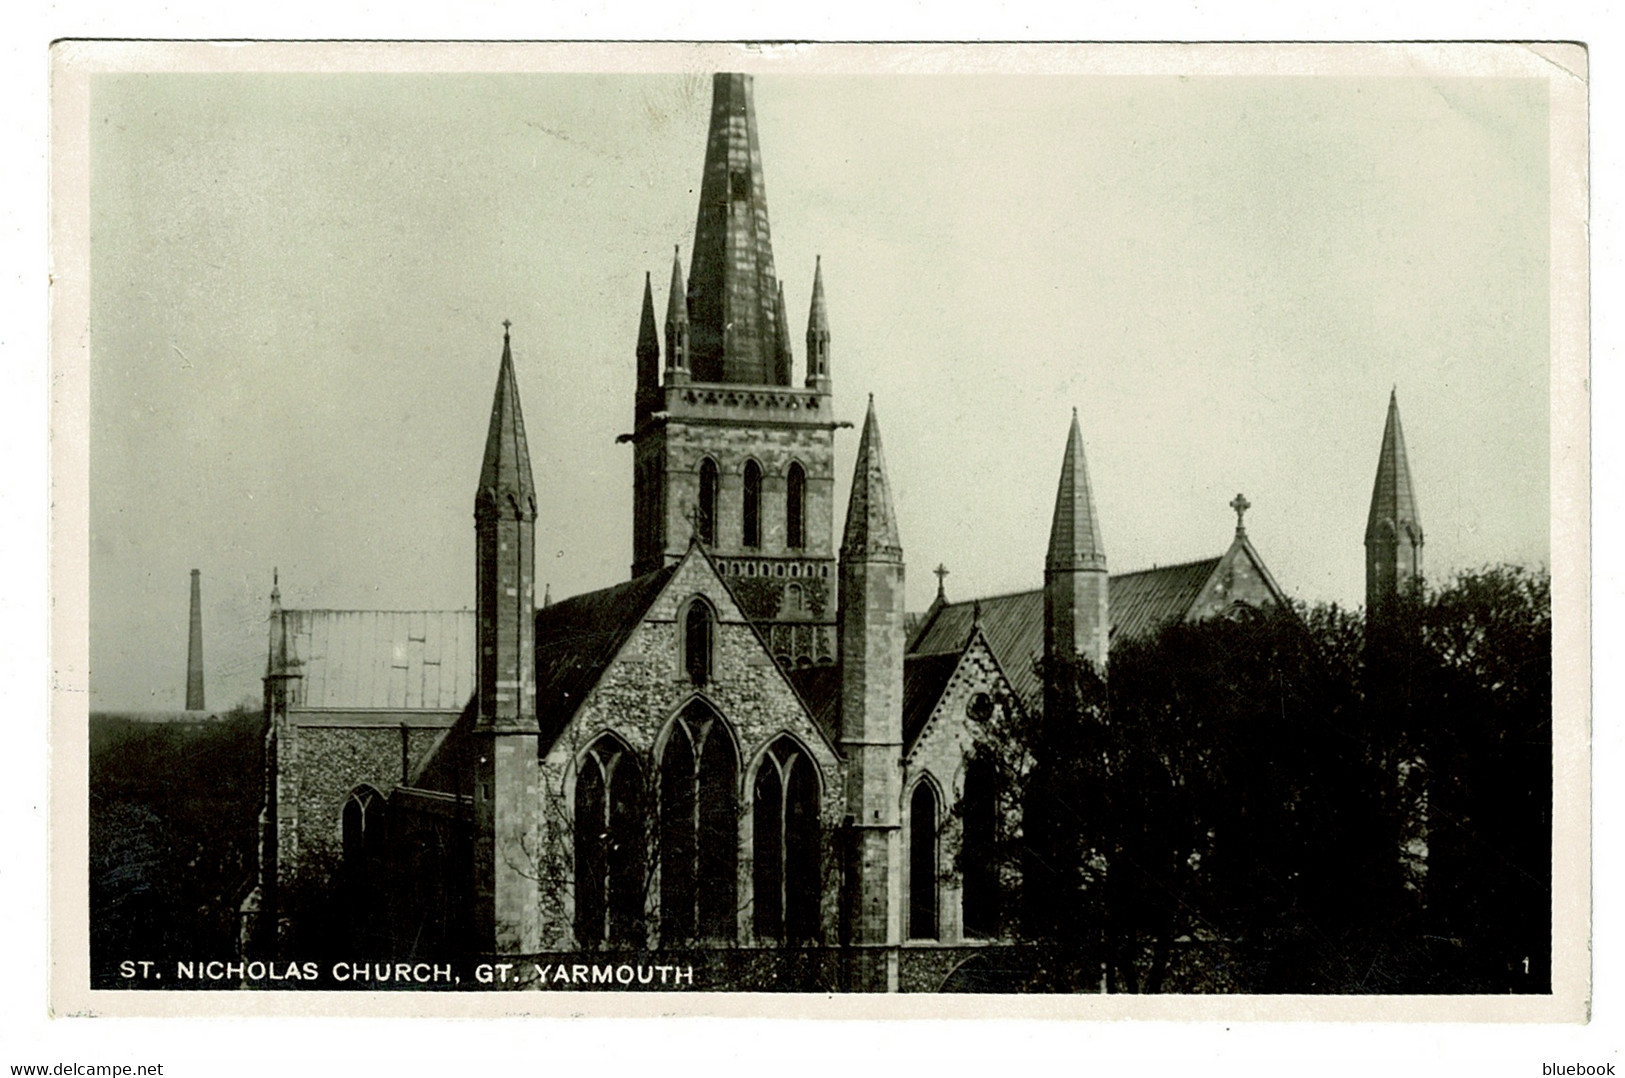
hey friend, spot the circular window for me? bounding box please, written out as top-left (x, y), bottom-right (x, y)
top-left (966, 692), bottom-right (994, 723)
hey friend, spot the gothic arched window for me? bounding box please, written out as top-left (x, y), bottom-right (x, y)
top-left (752, 738), bottom-right (822, 942)
top-left (742, 460), bottom-right (762, 549)
top-left (908, 780), bottom-right (939, 940)
top-left (962, 755), bottom-right (998, 939)
top-left (342, 785), bottom-right (381, 866)
top-left (659, 703), bottom-right (738, 943)
top-left (697, 458), bottom-right (719, 546)
top-left (341, 785), bottom-right (383, 927)
top-left (683, 598), bottom-right (714, 686)
top-left (574, 738), bottom-right (647, 948)
top-left (786, 462), bottom-right (806, 550)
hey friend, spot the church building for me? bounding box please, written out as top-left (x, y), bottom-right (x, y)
top-left (245, 73), bottom-right (1422, 992)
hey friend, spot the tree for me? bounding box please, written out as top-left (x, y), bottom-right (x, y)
top-left (1003, 603), bottom-right (1407, 992)
top-left (1391, 566), bottom-right (1552, 992)
top-left (989, 564), bottom-right (1551, 993)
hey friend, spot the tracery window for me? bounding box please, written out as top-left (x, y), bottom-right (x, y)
top-left (342, 785), bottom-right (382, 866)
top-left (908, 781), bottom-right (939, 940)
top-left (574, 737), bottom-right (647, 947)
top-left (659, 702), bottom-right (738, 943)
top-left (752, 738), bottom-right (821, 942)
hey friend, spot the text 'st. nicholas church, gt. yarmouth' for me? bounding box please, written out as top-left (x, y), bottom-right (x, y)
top-left (245, 73), bottom-right (1422, 992)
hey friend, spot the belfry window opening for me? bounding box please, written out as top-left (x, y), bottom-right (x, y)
top-left (697, 458), bottom-right (719, 546)
top-left (743, 460), bottom-right (763, 549)
top-left (786, 462), bottom-right (806, 550)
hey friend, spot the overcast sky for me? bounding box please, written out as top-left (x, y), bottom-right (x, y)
top-left (87, 67), bottom-right (1551, 711)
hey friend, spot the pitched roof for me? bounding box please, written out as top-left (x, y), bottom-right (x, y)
top-left (1111, 558), bottom-right (1225, 641)
top-left (272, 608), bottom-right (476, 712)
top-left (903, 651), bottom-right (962, 748)
top-left (907, 558), bottom-right (1223, 704)
top-left (533, 563), bottom-right (680, 745)
top-left (783, 663), bottom-right (842, 746)
top-left (781, 649), bottom-right (968, 753)
top-left (408, 695), bottom-right (477, 794)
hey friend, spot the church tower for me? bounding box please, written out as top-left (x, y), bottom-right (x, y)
top-left (628, 73), bottom-right (838, 667)
top-left (1044, 409), bottom-right (1110, 700)
top-left (472, 323), bottom-right (542, 953)
top-left (837, 397), bottom-right (905, 992)
top-left (1365, 389), bottom-right (1424, 617)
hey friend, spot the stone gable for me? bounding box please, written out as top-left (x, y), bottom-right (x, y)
top-left (902, 633), bottom-right (1019, 947)
top-left (536, 548), bottom-right (845, 949)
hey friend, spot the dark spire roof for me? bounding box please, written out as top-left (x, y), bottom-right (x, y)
top-left (808, 254), bottom-right (829, 338)
top-left (1046, 409), bottom-right (1107, 572)
top-left (841, 396), bottom-right (903, 561)
top-left (637, 271), bottom-right (659, 366)
top-left (666, 245), bottom-right (688, 330)
top-left (1366, 389), bottom-right (1422, 544)
top-left (477, 322), bottom-right (536, 514)
top-left (687, 72), bottom-right (783, 386)
top-left (774, 280), bottom-right (794, 385)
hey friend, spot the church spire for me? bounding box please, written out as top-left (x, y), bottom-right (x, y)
top-left (636, 272), bottom-right (660, 422)
top-left (841, 395), bottom-right (903, 561)
top-left (664, 246), bottom-right (690, 384)
top-left (472, 320), bottom-right (541, 951)
top-left (805, 256), bottom-right (831, 391)
top-left (837, 395), bottom-right (905, 990)
top-left (477, 322), bottom-right (536, 517)
top-left (687, 72), bottom-right (784, 386)
top-left (774, 281), bottom-right (794, 385)
top-left (1046, 408), bottom-right (1107, 572)
top-left (1365, 388), bottom-right (1424, 614)
top-left (1044, 408), bottom-right (1109, 680)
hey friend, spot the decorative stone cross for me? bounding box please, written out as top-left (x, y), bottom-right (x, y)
top-left (1230, 492), bottom-right (1251, 535)
top-left (685, 501), bottom-right (708, 543)
top-left (934, 562), bottom-right (950, 599)
top-left (502, 318), bottom-right (512, 337)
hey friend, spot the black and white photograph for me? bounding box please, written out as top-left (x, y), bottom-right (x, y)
top-left (44, 37), bottom-right (1589, 1040)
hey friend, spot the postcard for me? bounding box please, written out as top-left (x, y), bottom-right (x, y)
top-left (50, 41), bottom-right (1588, 1020)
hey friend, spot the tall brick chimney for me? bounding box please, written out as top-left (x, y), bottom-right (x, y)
top-left (186, 568), bottom-right (205, 711)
